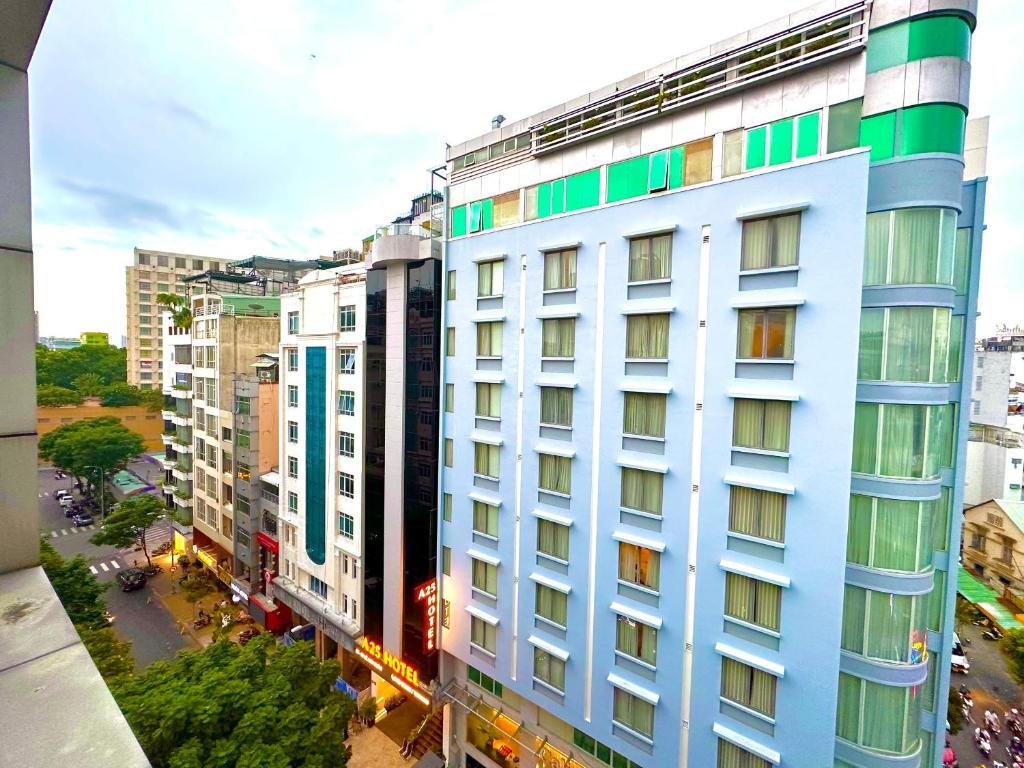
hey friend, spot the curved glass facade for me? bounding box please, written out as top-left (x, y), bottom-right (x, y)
top-left (860, 104), bottom-right (967, 162)
top-left (836, 673), bottom-right (921, 755)
top-left (847, 495), bottom-right (936, 573)
top-left (858, 306), bottom-right (951, 383)
top-left (866, 14), bottom-right (972, 73)
top-left (852, 402), bottom-right (952, 479)
top-left (841, 585), bottom-right (928, 664)
top-left (863, 208), bottom-right (957, 286)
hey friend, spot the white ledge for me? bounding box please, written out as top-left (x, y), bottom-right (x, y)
top-left (613, 529), bottom-right (666, 553)
top-left (472, 371), bottom-right (506, 384)
top-left (468, 490), bottom-right (503, 507)
top-left (534, 439), bottom-right (576, 458)
top-left (471, 430), bottom-right (504, 446)
top-left (622, 224), bottom-right (678, 239)
top-left (535, 374), bottom-right (578, 389)
top-left (609, 600), bottom-right (663, 629)
top-left (620, 376), bottom-right (673, 395)
top-left (719, 558), bottom-right (791, 588)
top-left (530, 572), bottom-right (572, 594)
top-left (617, 452), bottom-right (669, 474)
top-left (538, 240), bottom-right (581, 253)
top-left (722, 468), bottom-right (795, 495)
top-left (472, 310), bottom-right (506, 323)
top-left (531, 507), bottom-right (573, 527)
top-left (621, 299), bottom-right (676, 315)
top-left (607, 672), bottom-right (660, 705)
top-left (465, 603), bottom-right (500, 625)
top-left (467, 548), bottom-right (500, 566)
top-left (715, 641), bottom-right (785, 678)
top-left (536, 305), bottom-right (581, 320)
top-left (471, 252), bottom-right (508, 263)
top-left (528, 634), bottom-right (571, 661)
top-left (727, 382), bottom-right (800, 402)
top-left (735, 201), bottom-right (810, 221)
top-left (731, 290), bottom-right (805, 309)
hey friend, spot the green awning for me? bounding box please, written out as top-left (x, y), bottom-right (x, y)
top-left (958, 566), bottom-right (1024, 631)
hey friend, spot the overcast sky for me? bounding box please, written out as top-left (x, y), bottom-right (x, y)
top-left (28, 1), bottom-right (1022, 340)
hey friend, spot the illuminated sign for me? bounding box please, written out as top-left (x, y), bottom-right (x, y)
top-left (414, 579), bottom-right (439, 655)
top-left (355, 637), bottom-right (421, 689)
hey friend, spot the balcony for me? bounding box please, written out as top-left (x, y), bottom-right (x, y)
top-left (162, 482), bottom-right (177, 494)
top-left (160, 409), bottom-right (175, 421)
top-left (271, 576), bottom-right (361, 642)
top-left (261, 512), bottom-right (278, 537)
top-left (369, 221), bottom-right (440, 267)
top-left (173, 493), bottom-right (193, 509)
top-left (161, 433), bottom-right (174, 446)
top-left (171, 465), bottom-right (193, 482)
top-left (170, 412), bottom-right (192, 427)
top-left (159, 457), bottom-right (175, 471)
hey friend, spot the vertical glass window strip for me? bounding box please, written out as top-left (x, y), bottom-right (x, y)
top-left (287, 385), bottom-right (298, 407)
top-left (338, 348), bottom-right (356, 374)
top-left (543, 249), bottom-right (578, 290)
top-left (338, 472), bottom-right (355, 498)
top-left (446, 327), bottom-right (455, 356)
top-left (337, 390), bottom-right (355, 415)
top-left (287, 348), bottom-right (298, 371)
top-left (628, 234), bottom-right (672, 282)
top-left (953, 227), bottom-right (972, 295)
top-left (827, 98), bottom-right (863, 153)
top-left (338, 305), bottom-right (356, 332)
top-left (540, 387), bottom-right (573, 428)
top-left (443, 438), bottom-right (453, 468)
top-left (442, 546), bottom-right (451, 576)
top-left (338, 431), bottom-right (355, 458)
top-left (474, 442), bottom-right (499, 478)
top-left (446, 269), bottom-right (456, 300)
top-left (443, 493), bottom-right (452, 522)
top-left (444, 383), bottom-right (454, 413)
top-left (472, 501), bottom-right (499, 538)
top-left (740, 214), bottom-right (800, 270)
top-left (339, 512), bottom-right (354, 539)
top-left (723, 130), bottom-right (744, 177)
top-left (471, 558), bottom-right (498, 595)
top-left (736, 308), bottom-right (796, 359)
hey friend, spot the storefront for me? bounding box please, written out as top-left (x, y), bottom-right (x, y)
top-left (192, 528), bottom-right (233, 587)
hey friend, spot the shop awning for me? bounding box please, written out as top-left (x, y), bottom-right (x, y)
top-left (958, 566), bottom-right (1024, 631)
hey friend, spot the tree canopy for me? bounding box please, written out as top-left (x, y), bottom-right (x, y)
top-left (36, 344), bottom-right (126, 390)
top-left (111, 636), bottom-right (355, 768)
top-left (38, 416), bottom-right (145, 480)
top-left (1000, 627), bottom-right (1024, 684)
top-left (37, 384), bottom-right (84, 406)
top-left (157, 293), bottom-right (193, 330)
top-left (91, 494), bottom-right (166, 566)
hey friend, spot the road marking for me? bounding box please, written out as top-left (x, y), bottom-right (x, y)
top-left (90, 566), bottom-right (98, 574)
top-left (99, 562), bottom-right (109, 572)
top-left (50, 530), bottom-right (58, 538)
top-left (86, 525), bottom-right (95, 530)
top-left (111, 561), bottom-right (121, 569)
top-left (59, 529), bottom-right (68, 536)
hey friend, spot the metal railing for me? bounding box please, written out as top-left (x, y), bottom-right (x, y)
top-left (373, 220), bottom-right (441, 240)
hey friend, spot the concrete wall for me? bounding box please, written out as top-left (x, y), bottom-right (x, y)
top-left (37, 402), bottom-right (164, 452)
top-left (972, 350), bottom-right (1011, 427)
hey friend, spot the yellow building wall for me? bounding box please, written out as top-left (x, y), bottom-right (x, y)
top-left (37, 401), bottom-right (164, 453)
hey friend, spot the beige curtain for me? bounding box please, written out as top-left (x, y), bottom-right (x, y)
top-left (725, 571), bottom-right (782, 632)
top-left (762, 400), bottom-right (791, 451)
top-left (477, 322), bottom-right (503, 357)
top-left (626, 314), bottom-right (669, 359)
top-left (544, 250), bottom-right (577, 290)
top-left (772, 214), bottom-right (800, 267)
top-left (623, 392), bottom-right (667, 438)
top-left (536, 585), bottom-right (567, 625)
top-left (741, 219), bottom-right (772, 270)
top-left (621, 468), bottom-right (664, 516)
top-left (542, 318), bottom-right (575, 357)
top-left (473, 501), bottom-right (498, 537)
top-left (539, 454), bottom-right (572, 495)
top-left (863, 211), bottom-right (892, 285)
top-left (540, 387), bottom-right (573, 426)
top-left (476, 383), bottom-right (501, 418)
top-left (477, 260), bottom-right (503, 297)
top-left (475, 443), bottom-right (499, 478)
top-left (537, 519), bottom-right (569, 560)
top-left (472, 559), bottom-right (497, 594)
top-left (616, 615), bottom-right (657, 665)
top-left (613, 689), bottom-right (654, 738)
top-left (534, 649), bottom-right (565, 690)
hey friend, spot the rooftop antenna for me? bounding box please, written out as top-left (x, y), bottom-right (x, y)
top-left (492, 114), bottom-right (505, 129)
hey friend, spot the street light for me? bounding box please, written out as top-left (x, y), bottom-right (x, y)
top-left (84, 465), bottom-right (108, 518)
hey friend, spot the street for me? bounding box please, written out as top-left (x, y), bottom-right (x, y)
top-left (37, 464), bottom-right (196, 670)
top-left (949, 621), bottom-right (1024, 765)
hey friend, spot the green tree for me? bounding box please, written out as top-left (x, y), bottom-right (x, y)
top-left (39, 538), bottom-right (108, 628)
top-left (947, 686), bottom-right (965, 734)
top-left (37, 384), bottom-right (84, 406)
top-left (77, 624), bottom-right (135, 679)
top-left (180, 570), bottom-right (216, 618)
top-left (91, 494), bottom-right (165, 567)
top-left (157, 292), bottom-right (193, 330)
top-left (36, 344), bottom-right (127, 389)
top-left (72, 372), bottom-right (106, 396)
top-left (137, 387), bottom-right (165, 413)
top-left (111, 636), bottom-right (354, 768)
top-left (99, 382), bottom-right (142, 407)
top-left (1001, 627), bottom-right (1024, 684)
top-left (38, 417), bottom-right (145, 487)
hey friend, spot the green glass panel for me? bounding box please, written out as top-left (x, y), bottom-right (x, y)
top-left (866, 22), bottom-right (910, 73)
top-left (493, 681), bottom-right (503, 697)
top-left (565, 169), bottom-right (600, 211)
top-left (947, 315), bottom-right (964, 383)
top-left (668, 146), bottom-right (684, 189)
top-left (908, 15), bottom-right (971, 62)
top-left (481, 198), bottom-right (493, 230)
top-left (857, 308), bottom-right (884, 380)
top-left (745, 126), bottom-right (767, 170)
top-left (860, 112), bottom-right (897, 161)
top-left (828, 99), bottom-right (863, 153)
top-left (469, 200), bottom-right (482, 232)
top-left (551, 178), bottom-right (565, 215)
top-left (574, 729), bottom-right (596, 753)
top-left (769, 118), bottom-right (794, 166)
top-left (796, 112), bottom-right (820, 158)
top-left (899, 104), bottom-right (966, 156)
top-left (595, 742), bottom-right (612, 764)
top-left (537, 182), bottom-right (552, 219)
top-left (612, 754), bottom-right (628, 768)
top-left (852, 402), bottom-right (879, 474)
top-left (468, 666), bottom-right (481, 685)
top-left (607, 155), bottom-right (650, 203)
top-left (953, 227), bottom-right (972, 295)
top-left (450, 205), bottom-right (467, 238)
top-left (648, 150), bottom-right (668, 192)
top-left (928, 569), bottom-right (946, 631)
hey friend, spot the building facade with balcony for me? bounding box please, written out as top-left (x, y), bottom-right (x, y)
top-left (963, 499), bottom-right (1024, 597)
top-left (437, 3), bottom-right (984, 767)
top-left (275, 192), bottom-right (444, 713)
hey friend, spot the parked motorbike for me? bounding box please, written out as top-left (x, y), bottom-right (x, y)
top-left (984, 626), bottom-right (1005, 641)
top-left (977, 727), bottom-right (993, 759)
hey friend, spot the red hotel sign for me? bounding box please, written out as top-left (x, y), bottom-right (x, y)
top-left (414, 578), bottom-right (439, 655)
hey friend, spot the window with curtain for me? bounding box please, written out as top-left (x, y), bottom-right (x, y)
top-left (858, 306), bottom-right (951, 383)
top-left (540, 387), bottom-right (573, 427)
top-left (542, 318), bottom-right (575, 357)
top-left (533, 648), bottom-right (566, 692)
top-left (620, 468), bottom-right (664, 516)
top-left (728, 486), bottom-right (786, 542)
top-left (477, 321), bottom-right (503, 357)
top-left (618, 543), bottom-right (660, 591)
top-left (612, 688), bottom-right (655, 739)
top-left (473, 501), bottom-right (499, 538)
top-left (474, 442), bottom-right (500, 478)
top-left (623, 392), bottom-right (667, 438)
top-left (616, 615), bottom-right (658, 666)
top-left (684, 137), bottom-right (713, 185)
top-left (717, 740), bottom-right (772, 768)
top-left (445, 383), bottom-right (454, 413)
top-left (740, 213), bottom-right (800, 270)
top-left (476, 382), bottom-right (501, 418)
top-left (535, 584), bottom-right (567, 626)
top-left (446, 327), bottom-right (455, 356)
top-left (720, 658), bottom-right (777, 718)
top-left (477, 260), bottom-right (504, 297)
top-left (841, 584), bottom-right (926, 663)
top-left (724, 573), bottom-right (782, 632)
top-left (852, 402), bottom-right (946, 480)
top-left (544, 249), bottom-right (578, 290)
top-left (537, 519), bottom-right (570, 561)
top-left (626, 314), bottom-right (670, 359)
top-left (539, 454), bottom-right (572, 495)
top-left (863, 208), bottom-right (956, 286)
top-left (471, 616), bottom-right (496, 653)
top-left (492, 191), bottom-right (519, 228)
top-left (443, 493), bottom-right (452, 522)
top-left (737, 308), bottom-right (796, 359)
top-left (471, 558), bottom-right (498, 596)
top-left (847, 494), bottom-right (936, 573)
top-left (836, 673), bottom-right (920, 755)
top-left (732, 399), bottom-right (791, 452)
top-left (628, 234), bottom-right (672, 282)
top-left (443, 438), bottom-right (453, 467)
top-left (446, 269), bottom-right (456, 300)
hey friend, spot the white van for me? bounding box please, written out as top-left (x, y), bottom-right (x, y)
top-left (59, 495), bottom-right (74, 508)
top-left (952, 632), bottom-right (970, 674)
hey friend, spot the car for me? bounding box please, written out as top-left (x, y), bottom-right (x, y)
top-left (59, 496), bottom-right (74, 508)
top-left (116, 568), bottom-right (147, 592)
top-left (64, 506), bottom-right (80, 518)
top-left (952, 632), bottom-right (970, 674)
top-left (72, 514), bottom-right (94, 527)
top-left (55, 490), bottom-right (71, 501)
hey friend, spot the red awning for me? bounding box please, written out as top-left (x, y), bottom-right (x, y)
top-left (256, 531), bottom-right (279, 553)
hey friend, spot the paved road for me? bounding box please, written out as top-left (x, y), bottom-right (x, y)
top-left (37, 467), bottom-right (195, 670)
top-left (949, 622), bottom-right (1024, 765)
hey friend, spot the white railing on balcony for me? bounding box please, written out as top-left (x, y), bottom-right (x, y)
top-left (373, 220), bottom-right (440, 240)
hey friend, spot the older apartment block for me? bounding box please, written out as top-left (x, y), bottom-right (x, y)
top-left (436, 2), bottom-right (984, 767)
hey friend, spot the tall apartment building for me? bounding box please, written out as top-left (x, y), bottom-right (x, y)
top-left (126, 248), bottom-right (231, 388)
top-left (965, 350), bottom-right (1024, 505)
top-left (273, 192), bottom-right (443, 712)
top-left (437, 3), bottom-right (984, 767)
